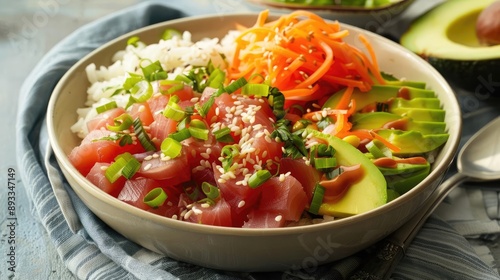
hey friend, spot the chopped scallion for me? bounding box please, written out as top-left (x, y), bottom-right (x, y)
top-left (248, 170), bottom-right (272, 189)
top-left (161, 28), bottom-right (182, 40)
top-left (127, 36), bottom-right (140, 47)
top-left (141, 60), bottom-right (164, 81)
top-left (130, 80), bottom-right (153, 103)
top-left (168, 128), bottom-right (191, 142)
top-left (224, 77), bottom-right (247, 94)
top-left (107, 113), bottom-right (133, 132)
top-left (96, 101), bottom-right (118, 114)
top-left (105, 152), bottom-right (140, 183)
top-left (201, 182), bottom-right (220, 201)
top-left (308, 183), bottom-right (325, 215)
top-left (160, 138), bottom-right (182, 158)
top-left (133, 118), bottom-right (156, 152)
top-left (242, 83), bottom-right (270, 97)
top-left (188, 126), bottom-right (209, 141)
top-left (213, 127), bottom-right (234, 143)
top-left (143, 187), bottom-right (167, 208)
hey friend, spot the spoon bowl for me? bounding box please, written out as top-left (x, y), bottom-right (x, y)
top-left (458, 116), bottom-right (500, 180)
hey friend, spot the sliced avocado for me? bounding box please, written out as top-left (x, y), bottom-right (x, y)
top-left (322, 85), bottom-right (436, 111)
top-left (351, 112), bottom-right (447, 134)
top-left (390, 108), bottom-right (445, 122)
top-left (386, 164), bottom-right (431, 194)
top-left (376, 129), bottom-right (449, 155)
top-left (377, 161), bottom-right (430, 176)
top-left (386, 188), bottom-right (401, 202)
top-left (306, 129), bottom-right (387, 217)
top-left (384, 80), bottom-right (426, 89)
top-left (391, 98), bottom-right (441, 110)
top-left (400, 0), bottom-right (500, 90)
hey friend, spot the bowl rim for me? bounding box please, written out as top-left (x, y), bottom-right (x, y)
top-left (246, 0), bottom-right (415, 13)
top-left (47, 11), bottom-right (462, 237)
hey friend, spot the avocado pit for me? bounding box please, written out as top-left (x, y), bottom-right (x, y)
top-left (476, 1), bottom-right (500, 46)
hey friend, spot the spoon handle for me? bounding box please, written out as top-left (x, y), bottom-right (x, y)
top-left (349, 172), bottom-right (468, 280)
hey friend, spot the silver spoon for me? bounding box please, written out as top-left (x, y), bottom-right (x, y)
top-left (350, 116), bottom-right (500, 279)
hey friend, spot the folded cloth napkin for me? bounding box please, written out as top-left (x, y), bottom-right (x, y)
top-left (15, 1), bottom-right (500, 279)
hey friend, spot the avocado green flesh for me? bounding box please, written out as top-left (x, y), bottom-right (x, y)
top-left (307, 129), bottom-right (387, 217)
top-left (390, 108), bottom-right (445, 122)
top-left (386, 164), bottom-right (431, 195)
top-left (376, 129), bottom-right (449, 155)
top-left (322, 85), bottom-right (436, 111)
top-left (352, 112), bottom-right (446, 134)
top-left (377, 162), bottom-right (429, 176)
top-left (391, 98), bottom-right (441, 110)
top-left (400, 0), bottom-right (500, 89)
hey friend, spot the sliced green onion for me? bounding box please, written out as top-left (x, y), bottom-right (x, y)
top-left (107, 114), bottom-right (133, 132)
top-left (221, 144), bottom-right (239, 171)
top-left (160, 138), bottom-right (182, 158)
top-left (141, 60), bottom-right (164, 81)
top-left (213, 127), bottom-right (234, 143)
top-left (159, 80), bottom-right (185, 95)
top-left (316, 144), bottom-right (335, 157)
top-left (312, 157), bottom-right (337, 170)
top-left (189, 119), bottom-right (207, 129)
top-left (206, 68), bottom-right (226, 88)
top-left (242, 83), bottom-right (270, 97)
top-left (366, 139), bottom-right (392, 159)
top-left (143, 187), bottom-right (167, 208)
top-left (308, 183), bottom-right (325, 215)
top-left (268, 87), bottom-right (286, 119)
top-left (96, 101), bottom-right (118, 114)
top-left (163, 95), bottom-right (185, 121)
top-left (248, 170), bottom-right (272, 189)
top-left (161, 28), bottom-right (182, 40)
top-left (168, 128), bottom-right (191, 142)
top-left (201, 182), bottom-right (220, 201)
top-left (123, 73), bottom-right (143, 90)
top-left (130, 80), bottom-right (153, 103)
top-left (105, 152), bottom-right (141, 183)
top-left (224, 77), bottom-right (247, 94)
top-left (127, 36), bottom-right (140, 46)
top-left (174, 74), bottom-right (193, 85)
top-left (188, 126), bottom-right (209, 141)
top-left (176, 116), bottom-right (190, 131)
top-left (133, 118), bottom-right (156, 152)
top-left (152, 71), bottom-right (168, 81)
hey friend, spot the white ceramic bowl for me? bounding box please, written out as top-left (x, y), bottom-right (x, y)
top-left (47, 13), bottom-right (461, 272)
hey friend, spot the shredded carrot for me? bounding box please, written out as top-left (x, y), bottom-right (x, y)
top-left (227, 10), bottom-right (382, 101)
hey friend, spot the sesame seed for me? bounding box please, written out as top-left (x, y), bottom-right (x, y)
top-left (190, 97), bottom-right (200, 103)
top-left (238, 200), bottom-right (246, 208)
top-left (143, 163), bottom-right (152, 171)
top-left (171, 214), bottom-right (178, 220)
top-left (275, 215), bottom-right (283, 222)
top-left (144, 155), bottom-right (153, 161)
top-left (100, 165), bottom-right (108, 171)
top-left (201, 203), bottom-right (211, 208)
top-left (184, 209), bottom-right (193, 220)
top-left (192, 207), bottom-right (203, 215)
top-left (262, 150), bottom-right (268, 158)
top-left (152, 153), bottom-right (159, 158)
top-left (201, 153), bottom-right (210, 159)
top-left (279, 174), bottom-right (285, 182)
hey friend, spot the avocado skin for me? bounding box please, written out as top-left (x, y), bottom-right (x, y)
top-left (427, 57), bottom-right (500, 91)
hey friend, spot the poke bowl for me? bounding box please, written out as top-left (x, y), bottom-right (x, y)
top-left (47, 11), bottom-right (461, 271)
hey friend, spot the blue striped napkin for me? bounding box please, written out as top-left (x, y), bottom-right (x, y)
top-left (16, 1), bottom-right (500, 279)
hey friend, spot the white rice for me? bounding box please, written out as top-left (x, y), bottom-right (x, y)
top-left (71, 30), bottom-right (241, 138)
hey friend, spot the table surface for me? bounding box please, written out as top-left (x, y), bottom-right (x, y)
top-left (1, 0), bottom-right (499, 279)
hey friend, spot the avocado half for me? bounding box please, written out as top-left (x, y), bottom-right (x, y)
top-left (400, 0), bottom-right (500, 90)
